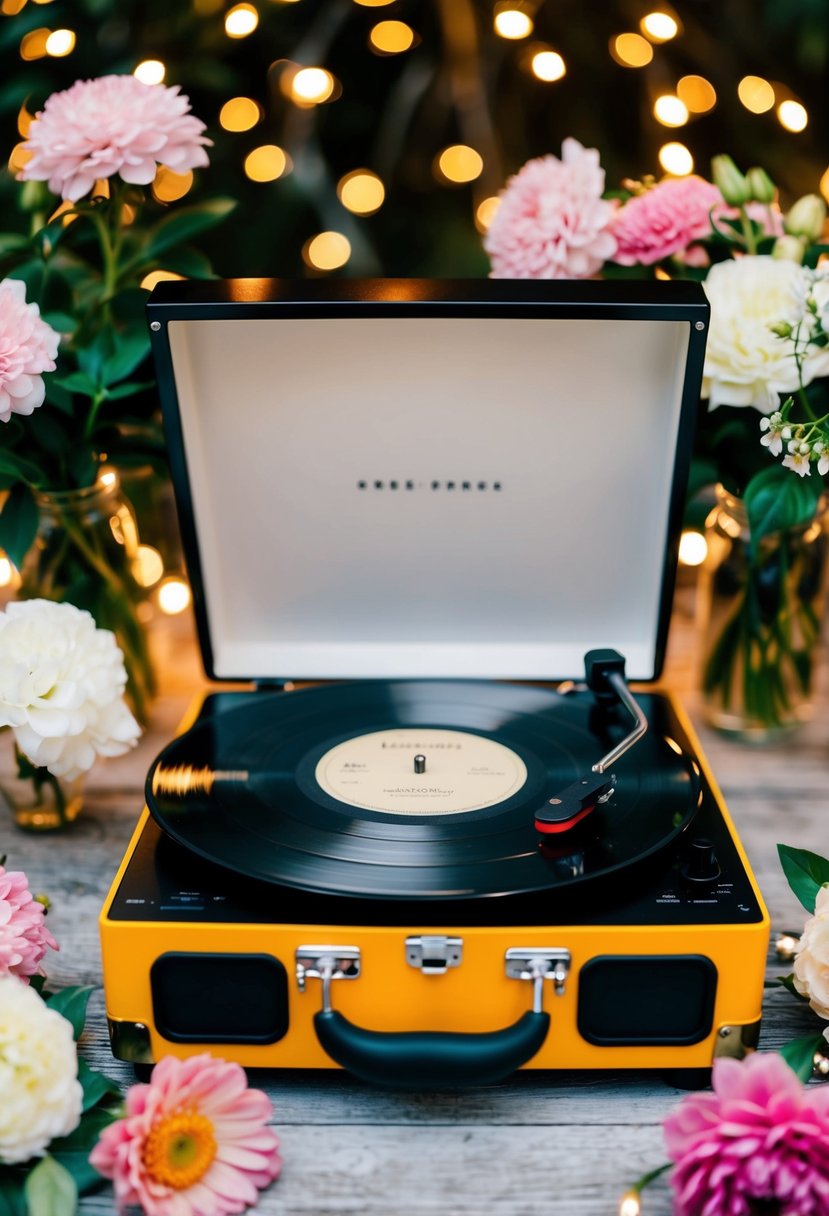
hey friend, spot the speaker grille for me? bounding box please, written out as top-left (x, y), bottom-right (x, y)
top-left (151, 952), bottom-right (289, 1044)
top-left (577, 955), bottom-right (717, 1046)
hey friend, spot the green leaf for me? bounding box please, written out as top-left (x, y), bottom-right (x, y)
top-left (0, 234), bottom-right (30, 256)
top-left (44, 379), bottom-right (74, 416)
top-left (0, 483), bottom-right (39, 567)
top-left (744, 465), bottom-right (822, 554)
top-left (23, 1156), bottom-right (77, 1216)
top-left (51, 372), bottom-right (98, 399)
top-left (0, 450), bottom-right (44, 485)
top-left (779, 1033), bottom-right (827, 1081)
top-left (101, 333), bottom-right (150, 386)
top-left (0, 1173), bottom-right (26, 1216)
top-left (40, 312), bottom-right (77, 336)
top-left (777, 844), bottom-right (829, 912)
top-left (144, 197), bottom-right (236, 259)
top-left (77, 1060), bottom-right (121, 1112)
top-left (155, 245), bottom-right (215, 279)
top-left (44, 987), bottom-right (94, 1041)
top-left (776, 972), bottom-right (810, 1001)
top-left (50, 1107), bottom-right (119, 1195)
top-left (28, 409), bottom-right (69, 459)
top-left (105, 380), bottom-right (155, 402)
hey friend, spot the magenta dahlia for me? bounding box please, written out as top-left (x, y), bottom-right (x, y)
top-left (612, 175), bottom-right (723, 266)
top-left (484, 138), bottom-right (617, 278)
top-left (0, 277), bottom-right (59, 423)
top-left (0, 863), bottom-right (58, 982)
top-left (664, 1053), bottom-right (829, 1216)
top-left (19, 75), bottom-right (211, 202)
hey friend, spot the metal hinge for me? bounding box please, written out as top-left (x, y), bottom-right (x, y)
top-left (505, 948), bottom-right (571, 1011)
top-left (405, 935), bottom-right (463, 974)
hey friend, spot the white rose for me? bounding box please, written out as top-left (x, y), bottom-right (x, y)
top-left (0, 976), bottom-right (83, 1163)
top-left (0, 598), bottom-right (140, 780)
top-left (793, 884), bottom-right (829, 1020)
top-left (702, 256), bottom-right (829, 410)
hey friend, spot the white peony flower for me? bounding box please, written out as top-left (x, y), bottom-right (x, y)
top-left (793, 884), bottom-right (829, 1020)
top-left (0, 976), bottom-right (83, 1163)
top-left (702, 256), bottom-right (829, 411)
top-left (0, 599), bottom-right (140, 780)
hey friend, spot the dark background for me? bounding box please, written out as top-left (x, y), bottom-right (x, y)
top-left (2, 0), bottom-right (828, 277)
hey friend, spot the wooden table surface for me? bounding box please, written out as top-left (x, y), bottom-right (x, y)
top-left (3, 589), bottom-right (826, 1216)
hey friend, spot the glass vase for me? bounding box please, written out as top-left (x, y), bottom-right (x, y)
top-left (0, 753), bottom-right (85, 832)
top-left (698, 484), bottom-right (829, 741)
top-left (19, 473), bottom-right (156, 723)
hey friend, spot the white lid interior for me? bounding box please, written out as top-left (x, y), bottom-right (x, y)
top-left (167, 313), bottom-right (690, 680)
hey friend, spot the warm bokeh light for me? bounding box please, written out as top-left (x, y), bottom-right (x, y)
top-left (0, 555), bottom-right (17, 589)
top-left (658, 141), bottom-right (693, 175)
top-left (290, 67), bottom-right (335, 104)
top-left (219, 96), bottom-right (261, 131)
top-left (494, 9), bottom-right (534, 39)
top-left (152, 166), bottom-right (194, 202)
top-left (353, 0), bottom-right (395, 5)
top-left (303, 231), bottom-right (352, 271)
top-left (678, 530), bottom-right (708, 567)
top-left (653, 95), bottom-right (689, 127)
top-left (140, 269), bottom-right (186, 290)
top-left (17, 103), bottom-right (33, 137)
top-left (475, 196), bottom-right (501, 232)
top-left (8, 142), bottom-right (31, 173)
top-left (609, 32), bottom-right (653, 68)
top-left (619, 1193), bottom-right (641, 1216)
top-left (531, 50), bottom-right (566, 81)
top-left (677, 75), bottom-right (716, 113)
top-left (133, 545), bottom-right (165, 588)
top-left (738, 75), bottom-right (775, 114)
top-left (134, 59), bottom-right (165, 84)
top-left (640, 11), bottom-right (679, 41)
top-left (436, 144), bottom-right (483, 184)
top-left (45, 28), bottom-right (75, 56)
top-left (158, 577), bottom-right (192, 615)
top-left (244, 144), bottom-right (289, 181)
top-left (369, 20), bottom-right (414, 53)
top-left (338, 169), bottom-right (385, 214)
top-left (225, 3), bottom-right (259, 37)
top-left (777, 99), bottom-right (808, 132)
top-left (3, 0), bottom-right (27, 13)
top-left (820, 166), bottom-right (829, 205)
top-left (20, 28), bottom-right (50, 59)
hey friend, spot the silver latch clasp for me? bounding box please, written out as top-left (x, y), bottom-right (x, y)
top-left (405, 935), bottom-right (463, 975)
top-left (296, 946), bottom-right (361, 1012)
top-left (505, 948), bottom-right (571, 1012)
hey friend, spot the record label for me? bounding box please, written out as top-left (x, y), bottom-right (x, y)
top-left (314, 727), bottom-right (528, 815)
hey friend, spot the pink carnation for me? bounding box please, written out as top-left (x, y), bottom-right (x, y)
top-left (0, 278), bottom-right (59, 423)
top-left (484, 138), bottom-right (617, 278)
top-left (664, 1053), bottom-right (829, 1216)
top-left (19, 75), bottom-right (211, 202)
top-left (0, 863), bottom-right (58, 981)
top-left (612, 176), bottom-right (723, 266)
top-left (90, 1053), bottom-right (281, 1216)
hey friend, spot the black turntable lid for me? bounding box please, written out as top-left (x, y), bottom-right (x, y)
top-left (146, 680), bottom-right (701, 900)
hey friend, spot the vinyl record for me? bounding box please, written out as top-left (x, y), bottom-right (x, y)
top-left (146, 680), bottom-right (701, 899)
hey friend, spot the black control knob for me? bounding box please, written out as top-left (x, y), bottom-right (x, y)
top-left (681, 837), bottom-right (721, 888)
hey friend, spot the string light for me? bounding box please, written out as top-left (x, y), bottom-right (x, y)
top-left (158, 577), bottom-right (192, 615)
top-left (738, 76), bottom-right (775, 114)
top-left (0, 554), bottom-right (19, 589)
top-left (653, 95), bottom-right (689, 127)
top-left (494, 8), bottom-right (534, 39)
top-left (658, 141), bottom-right (693, 175)
top-left (45, 28), bottom-right (75, 55)
top-left (678, 531), bottom-right (707, 566)
top-left (140, 269), bottom-right (186, 290)
top-left (244, 144), bottom-right (289, 181)
top-left (609, 33), bottom-right (653, 68)
top-left (619, 1193), bottom-right (641, 1216)
top-left (475, 196), bottom-right (500, 232)
top-left (677, 75), bottom-right (716, 113)
top-left (353, 0), bottom-right (395, 5)
top-left (820, 167), bottom-right (829, 205)
top-left (20, 28), bottom-right (50, 59)
top-left (219, 96), bottom-right (261, 131)
top-left (7, 142), bottom-right (31, 173)
top-left (152, 167), bottom-right (194, 202)
top-left (777, 99), bottom-right (808, 132)
top-left (369, 20), bottom-right (415, 53)
top-left (436, 145), bottom-right (483, 184)
top-left (224, 4), bottom-right (259, 37)
top-left (640, 11), bottom-right (679, 41)
top-left (133, 545), bottom-right (165, 588)
top-left (303, 231), bottom-right (351, 270)
top-left (530, 49), bottom-right (566, 81)
top-left (290, 67), bottom-right (336, 104)
top-left (337, 169), bottom-right (385, 214)
top-left (17, 103), bottom-right (33, 137)
top-left (134, 59), bottom-right (165, 84)
top-left (2, 0), bottom-right (27, 13)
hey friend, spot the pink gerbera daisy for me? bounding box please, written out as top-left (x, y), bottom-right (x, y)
top-left (664, 1052), bottom-right (829, 1216)
top-left (0, 278), bottom-right (60, 423)
top-left (612, 175), bottom-right (723, 266)
top-left (0, 863), bottom-right (58, 981)
top-left (484, 138), bottom-right (617, 278)
top-left (89, 1054), bottom-right (281, 1216)
top-left (19, 75), bottom-right (211, 202)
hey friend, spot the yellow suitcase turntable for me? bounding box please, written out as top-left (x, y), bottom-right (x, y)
top-left (100, 278), bottom-right (770, 1088)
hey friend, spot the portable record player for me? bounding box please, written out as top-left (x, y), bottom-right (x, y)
top-left (100, 278), bottom-right (770, 1087)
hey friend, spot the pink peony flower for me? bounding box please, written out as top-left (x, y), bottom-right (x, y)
top-left (0, 863), bottom-right (57, 981)
top-left (664, 1053), bottom-right (829, 1216)
top-left (612, 176), bottom-right (723, 266)
top-left (0, 278), bottom-right (59, 423)
top-left (19, 75), bottom-right (211, 202)
top-left (89, 1053), bottom-right (281, 1215)
top-left (484, 138), bottom-right (617, 278)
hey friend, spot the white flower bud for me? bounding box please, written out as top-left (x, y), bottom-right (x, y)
top-left (800, 442), bottom-right (811, 455)
top-left (782, 427), bottom-right (792, 439)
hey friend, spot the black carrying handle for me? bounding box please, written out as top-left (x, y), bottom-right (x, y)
top-left (314, 1008), bottom-right (550, 1089)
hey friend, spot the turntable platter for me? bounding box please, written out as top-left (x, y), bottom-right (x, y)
top-left (146, 680), bottom-right (700, 899)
